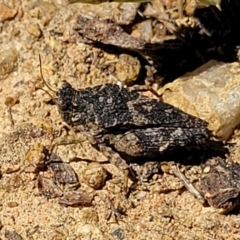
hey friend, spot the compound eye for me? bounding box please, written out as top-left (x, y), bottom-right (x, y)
top-left (57, 93), bottom-right (68, 108)
top-left (58, 98), bottom-right (66, 107)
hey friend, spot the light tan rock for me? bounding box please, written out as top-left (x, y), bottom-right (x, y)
top-left (131, 19), bottom-right (153, 42)
top-left (0, 48), bottom-right (18, 80)
top-left (159, 60), bottom-right (240, 140)
top-left (83, 162), bottom-right (108, 189)
top-left (25, 23), bottom-right (42, 38)
top-left (0, 3), bottom-right (17, 22)
top-left (116, 54), bottom-right (141, 84)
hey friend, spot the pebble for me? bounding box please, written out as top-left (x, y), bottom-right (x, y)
top-left (116, 54), bottom-right (141, 84)
top-left (0, 3), bottom-right (17, 22)
top-left (0, 48), bottom-right (18, 80)
top-left (25, 23), bottom-right (42, 38)
top-left (82, 162), bottom-right (108, 189)
top-left (131, 20), bottom-right (153, 42)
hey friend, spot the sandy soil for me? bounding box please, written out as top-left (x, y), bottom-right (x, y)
top-left (1, 1), bottom-right (240, 239)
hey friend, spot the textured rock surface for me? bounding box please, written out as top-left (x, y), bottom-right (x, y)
top-left (0, 3), bottom-right (17, 22)
top-left (160, 60), bottom-right (240, 140)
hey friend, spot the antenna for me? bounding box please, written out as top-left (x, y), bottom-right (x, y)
top-left (39, 54), bottom-right (57, 93)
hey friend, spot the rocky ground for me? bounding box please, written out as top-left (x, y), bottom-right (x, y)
top-left (1, 0), bottom-right (240, 239)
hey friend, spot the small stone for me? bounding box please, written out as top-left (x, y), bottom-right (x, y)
top-left (160, 163), bottom-right (171, 173)
top-left (112, 228), bottom-right (125, 240)
top-left (131, 20), bottom-right (153, 42)
top-left (116, 54), bottom-right (141, 84)
top-left (7, 201), bottom-right (19, 208)
top-left (0, 3), bottom-right (17, 22)
top-left (0, 48), bottom-right (18, 80)
top-left (5, 230), bottom-right (23, 240)
top-left (203, 166), bottom-right (211, 173)
top-left (83, 162), bottom-right (108, 189)
top-left (25, 143), bottom-right (46, 173)
top-left (59, 191), bottom-right (95, 207)
top-left (25, 23), bottom-right (42, 38)
top-left (200, 157), bottom-right (240, 213)
top-left (45, 37), bottom-right (62, 53)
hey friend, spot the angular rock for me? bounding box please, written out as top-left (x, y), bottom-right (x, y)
top-left (159, 60), bottom-right (240, 140)
top-left (0, 3), bottom-right (17, 22)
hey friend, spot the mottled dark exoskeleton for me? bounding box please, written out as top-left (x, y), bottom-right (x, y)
top-left (56, 81), bottom-right (211, 182)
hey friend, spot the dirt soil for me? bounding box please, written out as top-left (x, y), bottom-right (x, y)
top-left (1, 1), bottom-right (240, 240)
